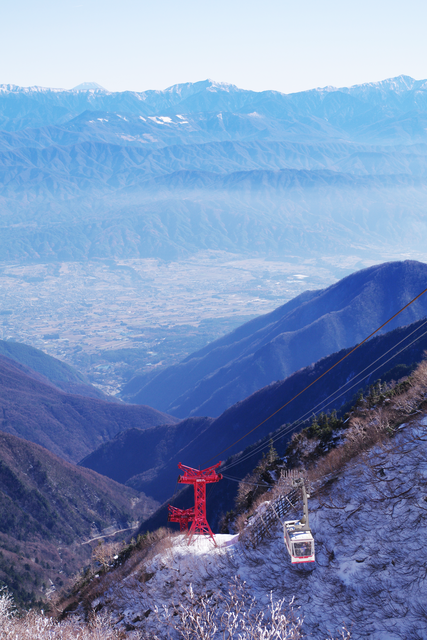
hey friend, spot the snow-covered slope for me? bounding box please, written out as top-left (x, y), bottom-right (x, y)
top-left (92, 418), bottom-right (427, 639)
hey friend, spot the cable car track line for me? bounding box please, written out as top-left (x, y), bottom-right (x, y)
top-left (221, 473), bottom-right (271, 487)
top-left (222, 321), bottom-right (427, 473)
top-left (204, 286), bottom-right (427, 467)
top-left (222, 320), bottom-right (427, 473)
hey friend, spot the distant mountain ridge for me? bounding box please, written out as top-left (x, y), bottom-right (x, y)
top-left (1, 76), bottom-right (427, 263)
top-left (72, 82), bottom-right (107, 91)
top-left (0, 339), bottom-right (111, 400)
top-left (0, 354), bottom-right (178, 462)
top-left (124, 260), bottom-right (427, 417)
top-left (1, 75), bottom-right (427, 132)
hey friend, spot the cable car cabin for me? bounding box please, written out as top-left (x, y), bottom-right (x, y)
top-left (284, 520), bottom-right (315, 564)
top-left (283, 477), bottom-right (315, 564)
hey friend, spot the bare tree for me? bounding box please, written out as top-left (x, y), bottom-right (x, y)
top-left (149, 579), bottom-right (305, 640)
top-left (92, 541), bottom-right (122, 572)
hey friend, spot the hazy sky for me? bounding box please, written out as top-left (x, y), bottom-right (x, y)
top-left (1, 0), bottom-right (426, 94)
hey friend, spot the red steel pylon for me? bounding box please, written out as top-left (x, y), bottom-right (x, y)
top-left (167, 505), bottom-right (195, 532)
top-left (177, 462), bottom-right (222, 545)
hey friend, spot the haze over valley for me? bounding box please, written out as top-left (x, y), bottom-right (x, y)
top-left (0, 252), bottom-right (343, 394)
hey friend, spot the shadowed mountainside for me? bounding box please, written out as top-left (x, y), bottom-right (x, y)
top-left (0, 430), bottom-right (158, 606)
top-left (124, 260), bottom-right (427, 417)
top-left (0, 339), bottom-right (111, 400)
top-left (79, 417), bottom-right (214, 489)
top-left (0, 354), bottom-right (178, 462)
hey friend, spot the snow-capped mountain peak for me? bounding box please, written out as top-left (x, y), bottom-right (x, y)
top-left (72, 82), bottom-right (107, 92)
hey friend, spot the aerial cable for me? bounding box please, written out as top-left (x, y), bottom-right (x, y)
top-left (223, 316), bottom-right (427, 471)
top-left (222, 321), bottom-right (427, 474)
top-left (221, 473), bottom-right (271, 487)
top-left (223, 322), bottom-right (427, 473)
top-left (203, 285), bottom-right (427, 467)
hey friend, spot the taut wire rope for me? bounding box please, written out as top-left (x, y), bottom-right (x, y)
top-left (203, 286), bottom-right (427, 467)
top-left (222, 321), bottom-right (427, 473)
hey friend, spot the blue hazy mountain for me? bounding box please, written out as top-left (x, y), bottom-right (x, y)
top-left (123, 260), bottom-right (427, 417)
top-left (72, 82), bottom-right (107, 91)
top-left (0, 76), bottom-right (427, 262)
top-left (1, 76), bottom-right (427, 135)
top-left (0, 338), bottom-right (110, 400)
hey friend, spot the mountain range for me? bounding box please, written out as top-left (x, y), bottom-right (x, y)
top-left (2, 76), bottom-right (427, 136)
top-left (3, 75), bottom-right (427, 610)
top-left (123, 260), bottom-right (427, 417)
top-left (1, 257), bottom-right (427, 603)
top-left (0, 290), bottom-right (421, 604)
top-left (1, 260), bottom-right (425, 504)
top-left (82, 309), bottom-right (427, 527)
top-left (1, 77), bottom-right (427, 263)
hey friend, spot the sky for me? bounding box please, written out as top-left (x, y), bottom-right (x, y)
top-left (1, 0), bottom-right (427, 94)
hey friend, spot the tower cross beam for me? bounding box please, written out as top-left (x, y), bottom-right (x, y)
top-left (177, 461), bottom-right (222, 484)
top-left (167, 505), bottom-right (195, 532)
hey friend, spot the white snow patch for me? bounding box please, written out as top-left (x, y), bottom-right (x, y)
top-left (148, 116), bottom-right (174, 125)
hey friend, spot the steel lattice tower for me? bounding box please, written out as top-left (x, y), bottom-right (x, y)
top-left (176, 461), bottom-right (222, 544)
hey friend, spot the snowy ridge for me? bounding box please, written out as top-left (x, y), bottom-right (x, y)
top-left (306, 74), bottom-right (427, 97)
top-left (93, 419), bottom-right (427, 639)
top-left (0, 84), bottom-right (67, 93)
top-left (1, 75), bottom-right (427, 99)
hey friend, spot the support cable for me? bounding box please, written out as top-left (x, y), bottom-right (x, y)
top-left (203, 286), bottom-right (427, 468)
top-left (222, 321), bottom-right (427, 474)
top-left (221, 473), bottom-right (271, 487)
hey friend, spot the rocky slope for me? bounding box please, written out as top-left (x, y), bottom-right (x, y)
top-left (70, 416), bottom-right (427, 640)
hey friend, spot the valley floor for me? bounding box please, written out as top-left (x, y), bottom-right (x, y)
top-left (0, 251), bottom-right (370, 395)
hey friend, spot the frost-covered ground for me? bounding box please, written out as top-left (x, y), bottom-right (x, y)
top-left (96, 421), bottom-right (427, 640)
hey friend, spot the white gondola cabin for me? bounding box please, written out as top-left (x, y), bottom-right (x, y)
top-left (284, 520), bottom-right (315, 563)
top-left (284, 477), bottom-right (315, 564)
